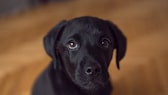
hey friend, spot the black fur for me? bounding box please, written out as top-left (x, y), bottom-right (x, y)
top-left (32, 16), bottom-right (127, 95)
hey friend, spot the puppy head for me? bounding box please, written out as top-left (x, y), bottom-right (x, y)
top-left (43, 16), bottom-right (127, 90)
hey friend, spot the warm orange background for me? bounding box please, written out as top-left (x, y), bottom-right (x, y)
top-left (0, 0), bottom-right (168, 95)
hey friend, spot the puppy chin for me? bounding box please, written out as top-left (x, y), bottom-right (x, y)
top-left (74, 72), bottom-right (110, 91)
top-left (77, 79), bottom-right (106, 91)
top-left (83, 81), bottom-right (101, 90)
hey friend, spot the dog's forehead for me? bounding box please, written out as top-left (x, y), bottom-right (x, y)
top-left (62, 18), bottom-right (111, 38)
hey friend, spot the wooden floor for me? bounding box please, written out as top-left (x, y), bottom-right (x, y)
top-left (0, 0), bottom-right (168, 95)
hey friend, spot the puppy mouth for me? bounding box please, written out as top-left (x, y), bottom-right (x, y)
top-left (84, 81), bottom-right (98, 89)
top-left (77, 75), bottom-right (109, 90)
top-left (82, 78), bottom-right (108, 91)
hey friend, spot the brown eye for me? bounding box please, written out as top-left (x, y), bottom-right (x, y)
top-left (67, 40), bottom-right (79, 50)
top-left (99, 38), bottom-right (110, 48)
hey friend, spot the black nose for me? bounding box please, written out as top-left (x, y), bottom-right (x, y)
top-left (85, 66), bottom-right (100, 76)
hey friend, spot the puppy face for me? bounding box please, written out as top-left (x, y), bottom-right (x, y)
top-left (44, 16), bottom-right (127, 91)
top-left (57, 18), bottom-right (114, 90)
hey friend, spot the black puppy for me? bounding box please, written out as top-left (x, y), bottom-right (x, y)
top-left (32, 16), bottom-right (127, 95)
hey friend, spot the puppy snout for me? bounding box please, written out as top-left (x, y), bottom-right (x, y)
top-left (85, 65), bottom-right (101, 76)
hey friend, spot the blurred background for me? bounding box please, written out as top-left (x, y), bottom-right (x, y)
top-left (0, 0), bottom-right (168, 95)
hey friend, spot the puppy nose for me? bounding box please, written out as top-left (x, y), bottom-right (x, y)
top-left (85, 66), bottom-right (100, 76)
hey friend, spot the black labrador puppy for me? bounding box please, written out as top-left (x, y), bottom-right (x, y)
top-left (32, 16), bottom-right (127, 95)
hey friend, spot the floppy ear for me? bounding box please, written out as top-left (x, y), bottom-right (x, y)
top-left (43, 20), bottom-right (67, 68)
top-left (107, 21), bottom-right (127, 69)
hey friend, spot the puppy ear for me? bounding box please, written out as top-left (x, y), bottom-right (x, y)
top-left (107, 21), bottom-right (127, 69)
top-left (43, 21), bottom-right (67, 69)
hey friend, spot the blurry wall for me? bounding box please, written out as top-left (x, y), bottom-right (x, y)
top-left (0, 0), bottom-right (67, 15)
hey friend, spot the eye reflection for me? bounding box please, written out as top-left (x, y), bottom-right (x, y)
top-left (67, 40), bottom-right (79, 50)
top-left (99, 38), bottom-right (111, 48)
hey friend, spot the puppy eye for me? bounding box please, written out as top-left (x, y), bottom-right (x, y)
top-left (67, 40), bottom-right (79, 50)
top-left (99, 38), bottom-right (111, 48)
